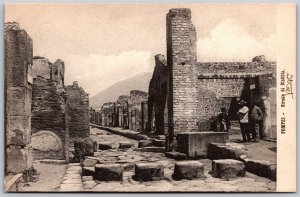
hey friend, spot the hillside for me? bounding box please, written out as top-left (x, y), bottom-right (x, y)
top-left (90, 72), bottom-right (152, 108)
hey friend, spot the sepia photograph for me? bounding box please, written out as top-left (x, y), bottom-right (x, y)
top-left (3, 3), bottom-right (296, 193)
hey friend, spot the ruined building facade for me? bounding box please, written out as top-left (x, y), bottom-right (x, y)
top-left (5, 23), bottom-right (90, 173)
top-left (5, 22), bottom-right (33, 174)
top-left (90, 8), bottom-right (276, 154)
top-left (31, 57), bottom-right (67, 160)
top-left (66, 81), bottom-right (90, 139)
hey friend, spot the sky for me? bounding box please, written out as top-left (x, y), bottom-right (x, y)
top-left (5, 3), bottom-right (277, 96)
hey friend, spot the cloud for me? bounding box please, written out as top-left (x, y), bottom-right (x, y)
top-left (197, 18), bottom-right (276, 62)
top-left (64, 50), bottom-right (153, 96)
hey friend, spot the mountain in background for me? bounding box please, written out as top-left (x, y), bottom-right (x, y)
top-left (90, 72), bottom-right (152, 108)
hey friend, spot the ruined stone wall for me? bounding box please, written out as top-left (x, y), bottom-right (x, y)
top-left (32, 57), bottom-right (52, 79)
top-left (51, 59), bottom-right (65, 86)
top-left (128, 90), bottom-right (147, 131)
top-left (166, 8), bottom-right (198, 150)
top-left (31, 78), bottom-right (67, 159)
top-left (147, 54), bottom-right (168, 134)
top-left (116, 95), bottom-right (129, 128)
top-left (195, 60), bottom-right (276, 130)
top-left (5, 23), bottom-right (33, 174)
top-left (101, 102), bottom-right (116, 127)
top-left (66, 82), bottom-right (90, 139)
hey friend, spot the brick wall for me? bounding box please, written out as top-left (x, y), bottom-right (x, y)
top-left (31, 78), bottom-right (67, 159)
top-left (166, 8), bottom-right (198, 150)
top-left (66, 82), bottom-right (90, 139)
top-left (5, 23), bottom-right (33, 174)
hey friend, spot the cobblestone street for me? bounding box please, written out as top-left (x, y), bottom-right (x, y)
top-left (69, 127), bottom-right (276, 192)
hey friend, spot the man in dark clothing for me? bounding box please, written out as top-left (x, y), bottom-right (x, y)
top-left (250, 103), bottom-right (264, 142)
top-left (218, 108), bottom-right (231, 132)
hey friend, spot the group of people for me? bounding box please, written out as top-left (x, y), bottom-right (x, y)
top-left (217, 99), bottom-right (265, 143)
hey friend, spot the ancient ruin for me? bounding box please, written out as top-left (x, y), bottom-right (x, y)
top-left (5, 22), bottom-right (33, 174)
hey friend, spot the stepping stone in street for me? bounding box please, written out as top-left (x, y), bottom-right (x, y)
top-left (165, 152), bottom-right (187, 160)
top-left (212, 159), bottom-right (245, 179)
top-left (122, 163), bottom-right (135, 171)
top-left (83, 158), bottom-right (98, 167)
top-left (245, 159), bottom-right (276, 181)
top-left (82, 167), bottom-right (95, 177)
top-left (133, 162), bottom-right (164, 181)
top-left (98, 142), bottom-right (113, 150)
top-left (119, 141), bottom-right (134, 149)
top-left (140, 147), bottom-right (165, 153)
top-left (138, 140), bottom-right (152, 148)
top-left (82, 176), bottom-right (94, 181)
top-left (152, 138), bottom-right (165, 147)
top-left (172, 161), bottom-right (204, 180)
top-left (94, 164), bottom-right (123, 181)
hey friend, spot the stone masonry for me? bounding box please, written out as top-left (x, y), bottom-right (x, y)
top-left (147, 54), bottom-right (168, 135)
top-left (66, 81), bottom-right (90, 139)
top-left (5, 22), bottom-right (33, 174)
top-left (166, 8), bottom-right (199, 150)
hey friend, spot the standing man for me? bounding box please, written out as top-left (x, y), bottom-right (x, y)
top-left (250, 101), bottom-right (264, 142)
top-left (218, 107), bottom-right (231, 132)
top-left (237, 100), bottom-right (250, 142)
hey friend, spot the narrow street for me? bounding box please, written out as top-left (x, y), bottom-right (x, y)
top-left (81, 127), bottom-right (275, 192)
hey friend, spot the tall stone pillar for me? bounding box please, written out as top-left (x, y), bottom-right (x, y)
top-left (166, 9), bottom-right (198, 151)
top-left (5, 23), bottom-right (33, 174)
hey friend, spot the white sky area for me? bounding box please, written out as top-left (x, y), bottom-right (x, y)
top-left (5, 4), bottom-right (277, 96)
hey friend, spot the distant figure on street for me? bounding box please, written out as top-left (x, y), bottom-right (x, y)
top-left (250, 102), bottom-right (264, 142)
top-left (237, 100), bottom-right (250, 142)
top-left (218, 107), bottom-right (231, 132)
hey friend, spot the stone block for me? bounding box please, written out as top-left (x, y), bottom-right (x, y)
top-left (83, 158), bottom-right (98, 167)
top-left (212, 159), bottom-right (245, 179)
top-left (6, 87), bottom-right (32, 116)
top-left (165, 152), bottom-right (187, 160)
top-left (118, 141), bottom-right (133, 149)
top-left (177, 132), bottom-right (229, 158)
top-left (59, 184), bottom-right (83, 192)
top-left (84, 137), bottom-right (94, 156)
top-left (94, 164), bottom-right (123, 181)
top-left (245, 159), bottom-right (276, 181)
top-left (140, 147), bottom-right (165, 153)
top-left (6, 115), bottom-right (31, 146)
top-left (207, 143), bottom-right (247, 160)
top-left (98, 142), bottom-right (113, 150)
top-left (156, 135), bottom-right (166, 140)
top-left (122, 163), bottom-right (135, 171)
top-left (152, 139), bottom-right (165, 147)
top-left (138, 140), bottom-right (152, 148)
top-left (82, 167), bottom-right (95, 177)
top-left (173, 161), bottom-right (204, 180)
top-left (31, 130), bottom-right (63, 152)
top-left (82, 176), bottom-right (93, 181)
top-left (6, 145), bottom-right (33, 174)
top-left (133, 162), bottom-right (164, 181)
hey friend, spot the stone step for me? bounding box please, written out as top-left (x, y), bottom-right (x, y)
top-left (138, 140), bottom-right (152, 148)
top-left (152, 139), bottom-right (165, 147)
top-left (98, 142), bottom-right (113, 150)
top-left (133, 162), bottom-right (164, 181)
top-left (118, 141), bottom-right (134, 149)
top-left (212, 159), bottom-right (245, 179)
top-left (140, 147), bottom-right (165, 153)
top-left (82, 167), bottom-right (95, 177)
top-left (94, 164), bottom-right (123, 181)
top-left (173, 161), bottom-right (204, 180)
top-left (165, 152), bottom-right (187, 160)
top-left (83, 158), bottom-right (98, 167)
top-left (245, 159), bottom-right (276, 181)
